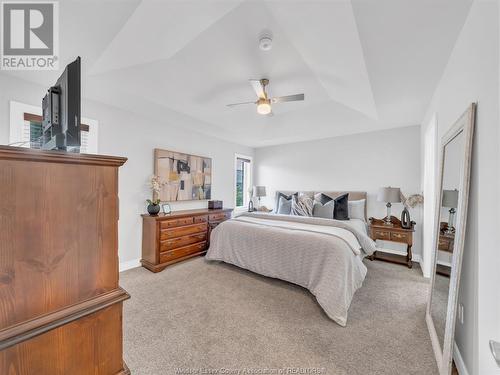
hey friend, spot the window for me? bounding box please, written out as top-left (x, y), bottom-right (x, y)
top-left (9, 101), bottom-right (98, 153)
top-left (235, 154), bottom-right (252, 209)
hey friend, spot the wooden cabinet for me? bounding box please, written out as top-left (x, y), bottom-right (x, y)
top-left (141, 208), bottom-right (232, 272)
top-left (368, 216), bottom-right (415, 268)
top-left (438, 222), bottom-right (455, 253)
top-left (0, 146), bottom-right (129, 374)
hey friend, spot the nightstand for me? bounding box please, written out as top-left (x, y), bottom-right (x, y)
top-left (368, 216), bottom-right (415, 268)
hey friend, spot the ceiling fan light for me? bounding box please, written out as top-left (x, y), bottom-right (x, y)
top-left (257, 102), bottom-right (271, 115)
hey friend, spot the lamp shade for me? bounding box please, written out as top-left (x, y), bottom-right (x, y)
top-left (254, 186), bottom-right (267, 198)
top-left (442, 189), bottom-right (459, 208)
top-left (377, 187), bottom-right (401, 203)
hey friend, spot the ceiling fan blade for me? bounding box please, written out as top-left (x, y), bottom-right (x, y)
top-left (226, 100), bottom-right (256, 107)
top-left (271, 93), bottom-right (305, 104)
top-left (249, 79), bottom-right (266, 99)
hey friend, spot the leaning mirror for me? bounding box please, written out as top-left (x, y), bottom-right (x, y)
top-left (426, 103), bottom-right (476, 375)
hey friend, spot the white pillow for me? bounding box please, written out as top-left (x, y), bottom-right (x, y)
top-left (348, 199), bottom-right (366, 221)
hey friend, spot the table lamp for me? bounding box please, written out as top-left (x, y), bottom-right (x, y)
top-left (377, 187), bottom-right (401, 226)
top-left (442, 189), bottom-right (459, 234)
top-left (254, 186), bottom-right (266, 208)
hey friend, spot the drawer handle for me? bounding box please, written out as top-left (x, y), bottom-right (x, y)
top-left (393, 233), bottom-right (403, 238)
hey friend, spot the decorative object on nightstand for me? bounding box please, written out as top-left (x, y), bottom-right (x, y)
top-left (400, 207), bottom-right (411, 229)
top-left (257, 206), bottom-right (272, 212)
top-left (254, 186), bottom-right (266, 208)
top-left (377, 187), bottom-right (401, 226)
top-left (368, 216), bottom-right (415, 268)
top-left (442, 189), bottom-right (458, 234)
top-left (400, 193), bottom-right (424, 229)
top-left (248, 200), bottom-right (254, 212)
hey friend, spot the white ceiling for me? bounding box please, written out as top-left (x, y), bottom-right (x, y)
top-left (3, 0), bottom-right (472, 147)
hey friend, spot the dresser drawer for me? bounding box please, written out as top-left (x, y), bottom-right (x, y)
top-left (390, 231), bottom-right (410, 243)
top-left (194, 215), bottom-right (208, 224)
top-left (160, 232), bottom-right (207, 251)
top-left (438, 236), bottom-right (454, 252)
top-left (209, 212), bottom-right (230, 222)
top-left (159, 241), bottom-right (207, 263)
top-left (160, 217), bottom-right (194, 229)
top-left (160, 222), bottom-right (208, 240)
top-left (438, 237), bottom-right (449, 251)
top-left (372, 229), bottom-right (391, 240)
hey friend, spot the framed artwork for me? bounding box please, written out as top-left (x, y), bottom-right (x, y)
top-left (154, 148), bottom-right (212, 202)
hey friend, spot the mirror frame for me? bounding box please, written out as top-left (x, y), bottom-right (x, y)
top-left (426, 103), bottom-right (476, 375)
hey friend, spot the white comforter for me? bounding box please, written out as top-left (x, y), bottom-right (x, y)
top-left (205, 213), bottom-right (376, 326)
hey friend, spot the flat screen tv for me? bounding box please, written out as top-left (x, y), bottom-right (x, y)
top-left (41, 56), bottom-right (81, 152)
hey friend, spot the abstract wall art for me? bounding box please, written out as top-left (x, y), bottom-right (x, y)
top-left (154, 148), bottom-right (212, 202)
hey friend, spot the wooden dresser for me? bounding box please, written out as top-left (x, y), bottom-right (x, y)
top-left (141, 208), bottom-right (233, 272)
top-left (0, 146), bottom-right (130, 375)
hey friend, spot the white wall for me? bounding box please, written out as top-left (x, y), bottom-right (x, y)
top-left (0, 73), bottom-right (254, 269)
top-left (254, 125), bottom-right (423, 259)
top-left (420, 1), bottom-right (499, 374)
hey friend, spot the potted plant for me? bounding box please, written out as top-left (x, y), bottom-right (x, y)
top-left (146, 198), bottom-right (161, 215)
top-left (147, 175), bottom-right (165, 216)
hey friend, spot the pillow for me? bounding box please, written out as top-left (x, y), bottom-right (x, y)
top-left (277, 196), bottom-right (293, 215)
top-left (348, 199), bottom-right (366, 221)
top-left (275, 192), bottom-right (297, 214)
top-left (313, 192), bottom-right (333, 205)
top-left (312, 200), bottom-right (335, 219)
top-left (334, 193), bottom-right (349, 220)
top-left (291, 194), bottom-right (313, 216)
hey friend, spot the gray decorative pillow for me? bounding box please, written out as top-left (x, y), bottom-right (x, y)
top-left (275, 192), bottom-right (297, 213)
top-left (348, 199), bottom-right (366, 221)
top-left (277, 196), bottom-right (292, 215)
top-left (312, 200), bottom-right (335, 219)
top-left (313, 193), bottom-right (333, 205)
top-left (291, 194), bottom-right (313, 216)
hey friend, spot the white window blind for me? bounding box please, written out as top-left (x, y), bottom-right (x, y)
top-left (9, 101), bottom-right (98, 154)
top-left (21, 119), bottom-right (91, 153)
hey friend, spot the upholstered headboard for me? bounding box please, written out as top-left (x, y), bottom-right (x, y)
top-left (274, 190), bottom-right (368, 221)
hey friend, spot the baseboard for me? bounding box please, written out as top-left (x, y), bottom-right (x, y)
top-left (119, 258), bottom-right (141, 272)
top-left (454, 341), bottom-right (470, 375)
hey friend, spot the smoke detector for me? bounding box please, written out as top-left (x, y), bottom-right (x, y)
top-left (259, 36), bottom-right (272, 51)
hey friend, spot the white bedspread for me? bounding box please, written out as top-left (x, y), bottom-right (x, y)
top-left (205, 213), bottom-right (376, 326)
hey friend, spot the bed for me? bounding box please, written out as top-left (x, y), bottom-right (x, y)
top-left (205, 191), bottom-right (376, 326)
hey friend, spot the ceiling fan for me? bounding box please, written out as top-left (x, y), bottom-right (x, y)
top-left (226, 78), bottom-right (305, 115)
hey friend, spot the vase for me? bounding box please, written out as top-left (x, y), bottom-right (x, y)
top-left (147, 204), bottom-right (160, 216)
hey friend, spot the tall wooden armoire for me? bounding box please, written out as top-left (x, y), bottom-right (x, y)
top-left (0, 146), bottom-right (130, 374)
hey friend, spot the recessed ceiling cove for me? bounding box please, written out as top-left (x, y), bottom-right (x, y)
top-left (1, 0), bottom-right (473, 147)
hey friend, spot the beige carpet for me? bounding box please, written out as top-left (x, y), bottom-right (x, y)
top-left (120, 257), bottom-right (438, 375)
